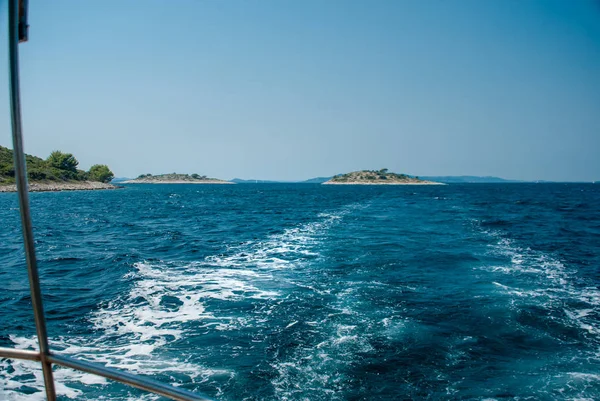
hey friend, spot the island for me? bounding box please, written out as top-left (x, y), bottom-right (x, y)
top-left (0, 145), bottom-right (117, 192)
top-left (122, 173), bottom-right (234, 184)
top-left (322, 169), bottom-right (444, 185)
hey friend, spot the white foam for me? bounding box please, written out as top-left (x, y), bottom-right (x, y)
top-left (269, 279), bottom-right (380, 400)
top-left (2, 203), bottom-right (359, 399)
top-left (204, 209), bottom-right (353, 272)
top-left (480, 227), bottom-right (600, 347)
top-left (567, 372), bottom-right (600, 381)
top-left (285, 321), bottom-right (299, 329)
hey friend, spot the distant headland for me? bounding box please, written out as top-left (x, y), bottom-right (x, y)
top-left (0, 146), bottom-right (117, 192)
top-left (122, 173), bottom-right (234, 184)
top-left (323, 169), bottom-right (444, 185)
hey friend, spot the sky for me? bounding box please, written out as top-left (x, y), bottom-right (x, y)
top-left (0, 0), bottom-right (599, 182)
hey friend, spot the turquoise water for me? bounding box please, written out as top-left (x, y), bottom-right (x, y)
top-left (1, 183), bottom-right (600, 400)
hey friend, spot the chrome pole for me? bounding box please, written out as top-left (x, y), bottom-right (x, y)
top-left (5, 3), bottom-right (218, 400)
top-left (0, 347), bottom-right (41, 362)
top-left (48, 354), bottom-right (215, 401)
top-left (7, 0), bottom-right (57, 399)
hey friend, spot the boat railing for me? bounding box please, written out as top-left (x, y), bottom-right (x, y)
top-left (0, 1), bottom-right (215, 400)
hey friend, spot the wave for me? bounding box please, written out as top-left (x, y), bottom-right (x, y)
top-left (269, 286), bottom-right (376, 401)
top-left (473, 223), bottom-right (600, 397)
top-left (0, 204), bottom-right (359, 400)
top-left (485, 235), bottom-right (600, 336)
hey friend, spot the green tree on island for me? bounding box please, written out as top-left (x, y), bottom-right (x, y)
top-left (88, 164), bottom-right (114, 183)
top-left (1, 145), bottom-right (116, 185)
top-left (47, 151), bottom-right (79, 172)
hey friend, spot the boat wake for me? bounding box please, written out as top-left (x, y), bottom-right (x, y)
top-left (0, 204), bottom-right (361, 400)
top-left (474, 222), bottom-right (600, 397)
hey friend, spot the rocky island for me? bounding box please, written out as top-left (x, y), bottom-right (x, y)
top-left (323, 169), bottom-right (443, 185)
top-left (122, 173), bottom-right (234, 184)
top-left (0, 146), bottom-right (118, 192)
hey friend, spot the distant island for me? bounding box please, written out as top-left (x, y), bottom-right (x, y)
top-left (230, 175), bottom-right (544, 184)
top-left (323, 169), bottom-right (443, 185)
top-left (420, 175), bottom-right (523, 184)
top-left (231, 177), bottom-right (337, 184)
top-left (300, 177), bottom-right (333, 184)
top-left (122, 173), bottom-right (234, 184)
top-left (0, 145), bottom-right (117, 192)
top-left (230, 178), bottom-right (286, 184)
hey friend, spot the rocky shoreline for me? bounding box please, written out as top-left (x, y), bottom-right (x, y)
top-left (323, 169), bottom-right (445, 185)
top-left (0, 181), bottom-right (120, 193)
top-left (322, 181), bottom-right (445, 185)
top-left (122, 173), bottom-right (234, 184)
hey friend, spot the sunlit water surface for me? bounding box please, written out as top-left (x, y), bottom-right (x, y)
top-left (1, 183), bottom-right (599, 400)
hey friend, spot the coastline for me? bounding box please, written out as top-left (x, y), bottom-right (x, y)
top-left (0, 181), bottom-right (120, 193)
top-left (121, 180), bottom-right (234, 184)
top-left (322, 181), bottom-right (446, 185)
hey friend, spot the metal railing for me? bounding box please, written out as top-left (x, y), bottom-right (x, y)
top-left (0, 1), bottom-right (215, 400)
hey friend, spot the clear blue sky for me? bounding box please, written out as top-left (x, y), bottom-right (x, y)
top-left (0, 0), bottom-right (599, 181)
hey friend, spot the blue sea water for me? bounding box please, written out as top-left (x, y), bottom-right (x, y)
top-left (1, 183), bottom-right (600, 400)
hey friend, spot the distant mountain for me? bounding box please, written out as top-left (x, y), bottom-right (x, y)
top-left (299, 176), bottom-right (333, 184)
top-left (420, 176), bottom-right (523, 183)
top-left (230, 178), bottom-right (287, 184)
top-left (232, 177), bottom-right (332, 184)
top-left (111, 177), bottom-right (131, 183)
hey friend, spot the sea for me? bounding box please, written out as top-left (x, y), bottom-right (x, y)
top-left (0, 183), bottom-right (599, 400)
